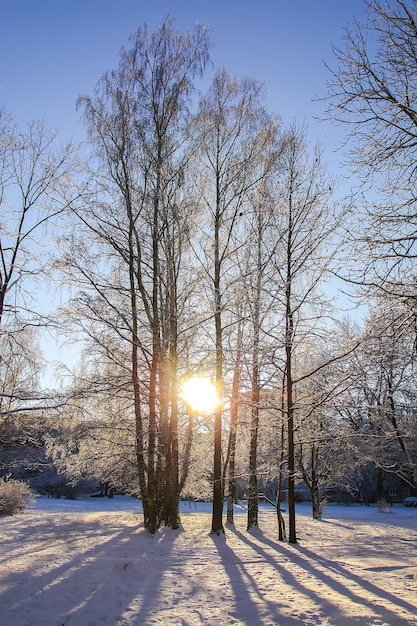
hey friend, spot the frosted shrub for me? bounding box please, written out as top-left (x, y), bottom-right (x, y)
top-left (0, 478), bottom-right (34, 515)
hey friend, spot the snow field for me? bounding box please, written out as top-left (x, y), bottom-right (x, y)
top-left (0, 498), bottom-right (416, 625)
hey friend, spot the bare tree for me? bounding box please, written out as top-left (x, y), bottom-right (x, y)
top-left (73, 16), bottom-right (210, 532)
top-left (244, 179), bottom-right (284, 531)
top-left (0, 109), bottom-right (78, 418)
top-left (294, 343), bottom-right (352, 520)
top-left (324, 0), bottom-right (417, 304)
top-left (224, 301), bottom-right (245, 526)
top-left (193, 69), bottom-right (279, 534)
top-left (272, 124), bottom-right (340, 543)
top-left (342, 303), bottom-right (417, 497)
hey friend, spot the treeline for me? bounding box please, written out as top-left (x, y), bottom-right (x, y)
top-left (1, 2), bottom-right (417, 542)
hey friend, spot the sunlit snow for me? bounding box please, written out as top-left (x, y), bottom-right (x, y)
top-left (0, 496), bottom-right (416, 625)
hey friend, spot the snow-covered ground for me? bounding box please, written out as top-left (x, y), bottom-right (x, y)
top-left (1, 496), bottom-right (416, 625)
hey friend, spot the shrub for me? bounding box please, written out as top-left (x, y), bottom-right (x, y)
top-left (0, 478), bottom-right (34, 515)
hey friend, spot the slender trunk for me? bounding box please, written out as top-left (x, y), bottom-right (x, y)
top-left (0, 286), bottom-right (6, 325)
top-left (166, 319), bottom-right (180, 529)
top-left (212, 310), bottom-right (224, 534)
top-left (179, 409), bottom-right (194, 492)
top-left (311, 487), bottom-right (321, 520)
top-left (375, 465), bottom-right (388, 511)
top-left (277, 376), bottom-right (286, 540)
top-left (147, 149), bottom-right (163, 535)
top-left (167, 372), bottom-right (180, 528)
top-left (132, 320), bottom-right (148, 523)
top-left (286, 282), bottom-right (297, 543)
top-left (127, 195), bottom-right (149, 528)
top-left (310, 444), bottom-right (322, 520)
top-left (157, 354), bottom-right (169, 524)
top-left (147, 339), bottom-right (159, 534)
top-left (247, 228), bottom-right (262, 531)
top-left (131, 317), bottom-right (148, 521)
top-left (285, 179), bottom-right (297, 544)
top-left (247, 360), bottom-right (260, 530)
top-left (226, 345), bottom-right (241, 525)
top-left (212, 182), bottom-right (224, 535)
top-left (161, 189), bottom-right (181, 529)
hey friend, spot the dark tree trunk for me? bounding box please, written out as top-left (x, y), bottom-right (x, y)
top-left (179, 409), bottom-right (194, 493)
top-left (165, 342), bottom-right (180, 529)
top-left (211, 187), bottom-right (224, 536)
top-left (247, 397), bottom-right (259, 530)
top-left (375, 465), bottom-right (388, 512)
top-left (127, 201), bottom-right (150, 531)
top-left (276, 380), bottom-right (286, 540)
top-left (147, 344), bottom-right (159, 534)
top-left (247, 261), bottom-right (261, 531)
top-left (286, 302), bottom-right (297, 543)
top-left (226, 349), bottom-right (240, 525)
top-left (310, 444), bottom-right (322, 520)
top-left (311, 486), bottom-right (321, 520)
top-left (212, 400), bottom-right (224, 534)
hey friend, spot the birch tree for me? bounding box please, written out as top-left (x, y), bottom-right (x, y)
top-left (0, 110), bottom-right (77, 418)
top-left (244, 179), bottom-right (284, 531)
top-left (72, 16), bottom-right (210, 532)
top-left (324, 0), bottom-right (417, 308)
top-left (273, 124), bottom-right (340, 543)
top-left (193, 69), bottom-right (279, 534)
top-left (345, 304), bottom-right (417, 497)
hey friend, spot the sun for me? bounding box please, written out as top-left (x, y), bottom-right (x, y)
top-left (181, 376), bottom-right (219, 413)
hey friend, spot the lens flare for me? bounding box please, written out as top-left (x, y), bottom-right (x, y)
top-left (181, 376), bottom-right (219, 413)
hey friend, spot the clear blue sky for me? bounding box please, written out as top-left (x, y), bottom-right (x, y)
top-left (1, 0), bottom-right (368, 157)
top-left (2, 0), bottom-right (369, 381)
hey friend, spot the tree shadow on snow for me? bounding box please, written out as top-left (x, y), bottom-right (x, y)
top-left (230, 525), bottom-right (415, 626)
top-left (0, 512), bottom-right (181, 626)
top-left (210, 531), bottom-right (300, 625)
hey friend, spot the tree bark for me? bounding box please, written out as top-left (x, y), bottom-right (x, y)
top-left (226, 345), bottom-right (241, 525)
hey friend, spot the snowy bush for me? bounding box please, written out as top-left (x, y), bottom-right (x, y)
top-left (0, 478), bottom-right (34, 515)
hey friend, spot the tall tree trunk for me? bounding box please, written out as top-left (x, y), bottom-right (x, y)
top-left (147, 345), bottom-right (159, 534)
top-left (147, 152), bottom-right (163, 535)
top-left (165, 325), bottom-right (180, 529)
top-left (212, 194), bottom-right (224, 535)
top-left (226, 339), bottom-right (242, 525)
top-left (285, 171), bottom-right (297, 544)
top-left (286, 285), bottom-right (297, 543)
top-left (310, 444), bottom-right (322, 520)
top-left (277, 377), bottom-right (286, 540)
top-left (131, 321), bottom-right (148, 525)
top-left (247, 226), bottom-right (262, 531)
top-left (157, 354), bottom-right (169, 524)
top-left (179, 409), bottom-right (194, 493)
top-left (127, 196), bottom-right (149, 529)
top-left (247, 357), bottom-right (260, 530)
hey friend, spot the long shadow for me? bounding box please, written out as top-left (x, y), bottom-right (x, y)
top-left (210, 533), bottom-right (300, 625)
top-left (296, 542), bottom-right (417, 615)
top-left (63, 525), bottom-right (180, 626)
top-left (232, 526), bottom-right (415, 625)
top-left (0, 511), bottom-right (179, 626)
top-left (230, 526), bottom-right (346, 623)
top-left (256, 526), bottom-right (417, 614)
top-left (2, 516), bottom-right (137, 617)
top-left (120, 526), bottom-right (185, 625)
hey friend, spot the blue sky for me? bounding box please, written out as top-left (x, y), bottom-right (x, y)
top-left (1, 0), bottom-right (368, 157)
top-left (2, 0), bottom-right (369, 381)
